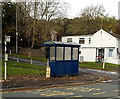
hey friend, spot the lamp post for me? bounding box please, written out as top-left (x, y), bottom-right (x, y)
top-left (16, 0), bottom-right (18, 55)
top-left (16, 1), bottom-right (19, 62)
top-left (4, 35), bottom-right (10, 80)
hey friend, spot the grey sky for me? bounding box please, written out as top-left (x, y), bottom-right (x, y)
top-left (10, 0), bottom-right (120, 19)
top-left (118, 1), bottom-right (120, 19)
top-left (64, 0), bottom-right (120, 19)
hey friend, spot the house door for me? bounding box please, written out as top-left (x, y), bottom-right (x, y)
top-left (96, 48), bottom-right (104, 63)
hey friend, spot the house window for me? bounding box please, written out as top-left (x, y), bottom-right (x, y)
top-left (89, 37), bottom-right (91, 44)
top-left (108, 49), bottom-right (113, 57)
top-left (79, 38), bottom-right (85, 44)
top-left (67, 38), bottom-right (72, 42)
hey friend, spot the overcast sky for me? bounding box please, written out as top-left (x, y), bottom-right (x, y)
top-left (11, 0), bottom-right (120, 19)
top-left (63, 0), bottom-right (120, 19)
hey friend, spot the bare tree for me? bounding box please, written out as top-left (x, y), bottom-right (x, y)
top-left (30, 0), bottom-right (69, 47)
top-left (37, 0), bottom-right (69, 21)
top-left (80, 5), bottom-right (106, 20)
top-left (17, 0), bottom-right (69, 48)
top-left (31, 1), bottom-right (38, 48)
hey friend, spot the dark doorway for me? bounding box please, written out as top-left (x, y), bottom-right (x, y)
top-left (96, 48), bottom-right (104, 63)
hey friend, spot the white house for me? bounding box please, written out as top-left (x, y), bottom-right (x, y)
top-left (62, 29), bottom-right (120, 64)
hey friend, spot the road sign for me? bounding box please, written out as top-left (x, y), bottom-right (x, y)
top-left (5, 54), bottom-right (8, 61)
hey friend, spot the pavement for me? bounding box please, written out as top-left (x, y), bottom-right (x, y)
top-left (8, 56), bottom-right (47, 66)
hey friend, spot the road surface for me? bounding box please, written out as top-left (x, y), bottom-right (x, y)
top-left (2, 80), bottom-right (120, 98)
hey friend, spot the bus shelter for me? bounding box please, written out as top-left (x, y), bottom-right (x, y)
top-left (42, 41), bottom-right (80, 77)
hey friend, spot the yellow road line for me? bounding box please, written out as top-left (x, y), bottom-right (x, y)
top-left (67, 95), bottom-right (83, 99)
top-left (74, 95), bottom-right (83, 97)
top-left (41, 92), bottom-right (74, 96)
top-left (66, 87), bottom-right (100, 92)
top-left (93, 92), bottom-right (107, 95)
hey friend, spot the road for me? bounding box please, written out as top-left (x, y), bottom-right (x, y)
top-left (2, 68), bottom-right (120, 98)
top-left (1, 68), bottom-right (120, 98)
top-left (1, 81), bottom-right (120, 98)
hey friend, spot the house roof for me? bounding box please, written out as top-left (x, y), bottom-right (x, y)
top-left (62, 29), bottom-right (120, 38)
top-left (109, 32), bottom-right (120, 38)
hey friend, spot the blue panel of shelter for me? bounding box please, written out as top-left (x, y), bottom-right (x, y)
top-left (49, 62), bottom-right (55, 77)
top-left (56, 61), bottom-right (65, 76)
top-left (72, 60), bottom-right (79, 75)
top-left (64, 61), bottom-right (72, 75)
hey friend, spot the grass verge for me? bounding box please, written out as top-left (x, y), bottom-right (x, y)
top-left (80, 62), bottom-right (119, 71)
top-left (2, 60), bottom-right (46, 76)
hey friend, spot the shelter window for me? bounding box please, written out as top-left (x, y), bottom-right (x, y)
top-left (56, 47), bottom-right (63, 60)
top-left (65, 47), bottom-right (71, 60)
top-left (50, 47), bottom-right (55, 60)
top-left (67, 38), bottom-right (72, 42)
top-left (79, 38), bottom-right (85, 44)
top-left (73, 48), bottom-right (78, 60)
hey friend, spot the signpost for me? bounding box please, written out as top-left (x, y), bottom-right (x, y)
top-left (46, 59), bottom-right (51, 78)
top-left (4, 35), bottom-right (10, 80)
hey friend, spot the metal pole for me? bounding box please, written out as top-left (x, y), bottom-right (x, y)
top-left (4, 35), bottom-right (7, 80)
top-left (4, 61), bottom-right (7, 80)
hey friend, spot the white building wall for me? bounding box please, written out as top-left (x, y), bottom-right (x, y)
top-left (80, 48), bottom-right (96, 62)
top-left (91, 30), bottom-right (116, 47)
top-left (62, 35), bottom-right (92, 45)
top-left (105, 57), bottom-right (119, 65)
top-left (104, 48), bottom-right (119, 64)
